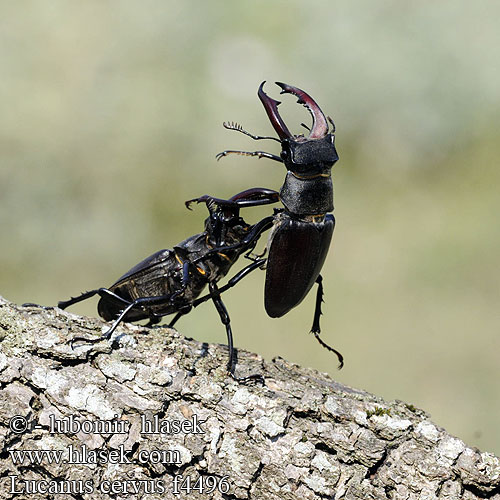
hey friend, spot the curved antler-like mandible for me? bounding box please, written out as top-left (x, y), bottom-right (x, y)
top-left (275, 82), bottom-right (329, 139)
top-left (258, 81), bottom-right (292, 140)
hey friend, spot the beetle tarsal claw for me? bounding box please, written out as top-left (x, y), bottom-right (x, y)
top-left (215, 151), bottom-right (228, 161)
top-left (68, 335), bottom-right (104, 350)
top-left (22, 302), bottom-right (53, 310)
top-left (311, 331), bottom-right (344, 370)
top-left (229, 371), bottom-right (265, 385)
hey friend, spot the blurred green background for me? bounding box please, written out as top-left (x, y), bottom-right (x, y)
top-left (1, 1), bottom-right (499, 454)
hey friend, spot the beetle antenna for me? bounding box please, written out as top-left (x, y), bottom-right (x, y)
top-left (216, 150), bottom-right (283, 163)
top-left (222, 122), bottom-right (281, 142)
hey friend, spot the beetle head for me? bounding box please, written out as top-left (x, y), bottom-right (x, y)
top-left (258, 82), bottom-right (338, 176)
top-left (205, 202), bottom-right (248, 248)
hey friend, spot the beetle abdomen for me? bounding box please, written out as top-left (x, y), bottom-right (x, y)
top-left (264, 215), bottom-right (334, 318)
top-left (97, 249), bottom-right (177, 321)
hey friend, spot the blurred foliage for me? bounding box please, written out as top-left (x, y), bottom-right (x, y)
top-left (1, 1), bottom-right (499, 454)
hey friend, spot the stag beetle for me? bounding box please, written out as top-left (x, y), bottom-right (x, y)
top-left (57, 187), bottom-right (279, 378)
top-left (216, 81), bottom-right (343, 367)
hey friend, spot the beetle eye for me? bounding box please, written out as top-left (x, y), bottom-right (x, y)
top-left (280, 143), bottom-right (290, 160)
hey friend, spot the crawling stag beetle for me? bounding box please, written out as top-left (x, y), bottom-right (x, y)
top-left (216, 81), bottom-right (343, 367)
top-left (57, 187), bottom-right (278, 379)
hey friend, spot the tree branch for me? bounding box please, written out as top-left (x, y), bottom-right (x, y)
top-left (0, 296), bottom-right (498, 499)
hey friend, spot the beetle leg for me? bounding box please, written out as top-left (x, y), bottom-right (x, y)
top-left (170, 259), bottom-right (264, 336)
top-left (209, 282), bottom-right (264, 384)
top-left (310, 275), bottom-right (324, 335)
top-left (108, 293), bottom-right (186, 335)
top-left (117, 259), bottom-right (266, 334)
top-left (215, 150), bottom-right (282, 163)
top-left (58, 289), bottom-right (100, 309)
top-left (168, 312), bottom-right (183, 327)
top-left (192, 259), bottom-right (266, 310)
top-left (208, 282), bottom-right (235, 374)
top-left (22, 302), bottom-right (53, 310)
top-left (58, 288), bottom-right (131, 310)
top-left (69, 292), bottom-right (178, 348)
top-left (168, 306), bottom-right (192, 328)
top-left (165, 264), bottom-right (195, 328)
top-left (244, 245), bottom-right (267, 262)
top-left (167, 261), bottom-right (191, 303)
top-left (69, 302), bottom-right (137, 348)
top-left (103, 302), bottom-right (141, 339)
top-left (146, 316), bottom-right (162, 327)
top-left (194, 215), bottom-right (274, 264)
top-left (310, 275), bottom-right (344, 369)
top-left (63, 289), bottom-right (133, 348)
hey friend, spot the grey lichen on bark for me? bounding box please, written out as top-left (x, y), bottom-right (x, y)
top-left (0, 295), bottom-right (499, 500)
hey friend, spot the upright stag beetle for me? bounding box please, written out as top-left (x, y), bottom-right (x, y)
top-left (57, 187), bottom-right (279, 379)
top-left (216, 81), bottom-right (343, 367)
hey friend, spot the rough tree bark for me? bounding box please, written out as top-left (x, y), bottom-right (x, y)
top-left (0, 296), bottom-right (498, 500)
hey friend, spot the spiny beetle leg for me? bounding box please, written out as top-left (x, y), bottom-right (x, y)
top-left (311, 275), bottom-right (324, 334)
top-left (310, 275), bottom-right (344, 369)
top-left (58, 288), bottom-right (130, 310)
top-left (58, 290), bottom-right (100, 309)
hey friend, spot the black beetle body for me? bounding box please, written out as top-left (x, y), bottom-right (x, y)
top-left (264, 213), bottom-right (334, 318)
top-left (217, 82), bottom-right (343, 367)
top-left (279, 171), bottom-right (333, 215)
top-left (97, 222), bottom-right (246, 322)
top-left (58, 187), bottom-right (279, 378)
